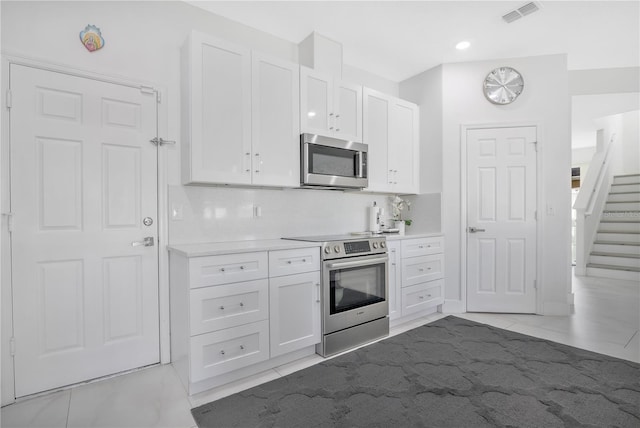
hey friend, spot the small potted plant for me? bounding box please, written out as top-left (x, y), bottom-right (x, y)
top-left (390, 195), bottom-right (411, 235)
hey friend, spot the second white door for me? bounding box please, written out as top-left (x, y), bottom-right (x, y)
top-left (466, 126), bottom-right (537, 313)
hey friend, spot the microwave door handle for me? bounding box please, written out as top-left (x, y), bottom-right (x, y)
top-left (356, 151), bottom-right (363, 178)
top-left (326, 256), bottom-right (388, 269)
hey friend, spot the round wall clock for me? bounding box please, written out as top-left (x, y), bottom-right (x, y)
top-left (483, 67), bottom-right (524, 105)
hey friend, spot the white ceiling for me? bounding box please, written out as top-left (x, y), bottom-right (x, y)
top-left (186, 0), bottom-right (640, 82)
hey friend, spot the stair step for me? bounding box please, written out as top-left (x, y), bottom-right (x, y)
top-left (589, 254), bottom-right (640, 268)
top-left (586, 264), bottom-right (640, 281)
top-left (601, 210), bottom-right (640, 221)
top-left (592, 243), bottom-right (640, 256)
top-left (608, 192), bottom-right (640, 202)
top-left (613, 174), bottom-right (640, 185)
top-left (610, 183), bottom-right (640, 193)
top-left (598, 223), bottom-right (640, 232)
top-left (596, 232), bottom-right (640, 243)
top-left (591, 251), bottom-right (640, 258)
top-left (604, 202), bottom-right (640, 211)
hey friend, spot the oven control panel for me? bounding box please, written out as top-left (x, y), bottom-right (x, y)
top-left (322, 238), bottom-right (387, 260)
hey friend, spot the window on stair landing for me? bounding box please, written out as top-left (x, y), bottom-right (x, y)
top-left (572, 167), bottom-right (581, 189)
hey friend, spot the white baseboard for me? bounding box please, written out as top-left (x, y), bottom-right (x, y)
top-left (542, 301), bottom-right (571, 316)
top-left (442, 299), bottom-right (465, 314)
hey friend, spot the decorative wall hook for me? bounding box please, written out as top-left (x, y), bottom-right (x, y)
top-left (79, 24), bottom-right (104, 52)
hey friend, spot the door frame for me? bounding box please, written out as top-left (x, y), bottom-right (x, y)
top-left (1, 54), bottom-right (171, 405)
top-left (460, 121), bottom-right (544, 315)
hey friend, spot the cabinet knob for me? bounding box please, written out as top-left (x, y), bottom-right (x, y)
top-left (220, 267), bottom-right (225, 272)
top-left (419, 295), bottom-right (424, 299)
top-left (220, 305), bottom-right (225, 310)
top-left (240, 345), bottom-right (245, 350)
top-left (427, 294), bottom-right (432, 298)
top-left (255, 170), bottom-right (260, 173)
top-left (336, 128), bottom-right (340, 131)
top-left (245, 152), bottom-right (250, 156)
top-left (255, 153), bottom-right (260, 156)
top-left (419, 268), bottom-right (424, 272)
top-left (239, 302), bottom-right (244, 307)
top-left (329, 127), bottom-right (334, 130)
top-left (302, 259), bottom-right (306, 262)
top-left (329, 112), bottom-right (334, 116)
top-left (240, 265), bottom-right (244, 270)
top-left (220, 350), bottom-right (226, 355)
top-left (245, 169), bottom-right (250, 172)
top-left (335, 114), bottom-right (340, 118)
top-left (428, 267), bottom-right (432, 271)
top-left (287, 260), bottom-right (292, 264)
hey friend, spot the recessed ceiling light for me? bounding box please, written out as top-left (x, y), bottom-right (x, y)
top-left (456, 41), bottom-right (471, 50)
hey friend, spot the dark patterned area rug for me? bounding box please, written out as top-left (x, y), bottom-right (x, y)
top-left (191, 316), bottom-right (640, 427)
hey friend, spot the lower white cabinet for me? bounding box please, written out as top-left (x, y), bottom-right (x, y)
top-left (269, 271), bottom-right (321, 357)
top-left (170, 245), bottom-right (320, 394)
top-left (190, 320), bottom-right (270, 382)
top-left (389, 235), bottom-right (445, 321)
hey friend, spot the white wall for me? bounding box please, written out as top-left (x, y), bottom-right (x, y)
top-left (600, 110), bottom-right (640, 176)
top-left (400, 54), bottom-right (572, 315)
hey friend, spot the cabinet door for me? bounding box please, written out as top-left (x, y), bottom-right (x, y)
top-left (269, 271), bottom-right (321, 357)
top-left (252, 53), bottom-right (300, 187)
top-left (186, 32), bottom-right (252, 185)
top-left (334, 80), bottom-right (362, 142)
top-left (300, 67), bottom-right (332, 136)
top-left (363, 88), bottom-right (392, 192)
top-left (387, 241), bottom-right (402, 320)
top-left (389, 99), bottom-right (419, 194)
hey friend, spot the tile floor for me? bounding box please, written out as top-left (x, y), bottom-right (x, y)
top-left (2, 272), bottom-right (638, 428)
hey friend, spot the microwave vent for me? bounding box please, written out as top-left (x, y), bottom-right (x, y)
top-left (502, 1), bottom-right (541, 23)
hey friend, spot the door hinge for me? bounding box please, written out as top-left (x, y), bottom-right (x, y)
top-left (150, 137), bottom-right (176, 147)
top-left (534, 210), bottom-right (538, 220)
top-left (2, 212), bottom-right (14, 232)
top-left (10, 337), bottom-right (15, 356)
top-left (533, 141), bottom-right (538, 152)
top-left (533, 279), bottom-right (537, 290)
top-left (6, 89), bottom-right (12, 109)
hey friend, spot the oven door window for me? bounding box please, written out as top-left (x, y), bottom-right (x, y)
top-left (329, 264), bottom-right (385, 314)
top-left (308, 144), bottom-right (357, 178)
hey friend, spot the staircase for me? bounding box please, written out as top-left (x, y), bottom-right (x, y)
top-left (586, 174), bottom-right (640, 281)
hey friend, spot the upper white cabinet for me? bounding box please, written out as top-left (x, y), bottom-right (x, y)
top-left (363, 88), bottom-right (419, 194)
top-left (300, 66), bottom-right (362, 143)
top-left (182, 31), bottom-right (299, 187)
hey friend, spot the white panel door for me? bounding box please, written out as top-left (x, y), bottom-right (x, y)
top-left (251, 52), bottom-right (300, 187)
top-left (10, 65), bottom-right (159, 397)
top-left (466, 126), bottom-right (537, 313)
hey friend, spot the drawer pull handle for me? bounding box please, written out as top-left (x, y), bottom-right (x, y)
top-left (419, 295), bottom-right (424, 299)
top-left (240, 265), bottom-right (245, 270)
top-left (302, 259), bottom-right (306, 262)
top-left (427, 245), bottom-right (432, 248)
top-left (239, 302), bottom-right (244, 307)
top-left (287, 261), bottom-right (292, 264)
top-left (220, 305), bottom-right (225, 310)
top-left (240, 345), bottom-right (245, 350)
top-left (418, 246), bottom-right (424, 249)
top-left (427, 267), bottom-right (432, 271)
top-left (419, 268), bottom-right (424, 272)
top-left (220, 350), bottom-right (225, 355)
top-left (220, 267), bottom-right (225, 272)
top-left (427, 294), bottom-right (432, 298)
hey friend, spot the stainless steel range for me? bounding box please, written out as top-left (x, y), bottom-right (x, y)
top-left (284, 234), bottom-right (389, 357)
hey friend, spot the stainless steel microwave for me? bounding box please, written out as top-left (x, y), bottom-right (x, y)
top-left (300, 133), bottom-right (368, 189)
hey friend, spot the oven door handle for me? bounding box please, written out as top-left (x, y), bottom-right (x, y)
top-left (326, 256), bottom-right (388, 269)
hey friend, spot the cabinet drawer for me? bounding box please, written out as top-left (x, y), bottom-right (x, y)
top-left (401, 254), bottom-right (444, 286)
top-left (269, 247), bottom-right (320, 277)
top-left (190, 320), bottom-right (269, 381)
top-left (190, 279), bottom-right (269, 335)
top-left (401, 280), bottom-right (443, 317)
top-left (189, 252), bottom-right (268, 288)
top-left (401, 236), bottom-right (443, 258)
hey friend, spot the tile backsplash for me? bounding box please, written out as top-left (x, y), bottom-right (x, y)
top-left (168, 185), bottom-right (441, 244)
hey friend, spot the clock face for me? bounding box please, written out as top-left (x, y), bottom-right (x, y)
top-left (483, 67), bottom-right (524, 105)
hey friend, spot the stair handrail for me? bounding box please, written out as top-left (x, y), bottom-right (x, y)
top-left (573, 132), bottom-right (615, 216)
top-left (573, 132), bottom-right (616, 275)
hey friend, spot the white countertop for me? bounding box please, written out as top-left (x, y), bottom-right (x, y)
top-left (167, 232), bottom-right (443, 257)
top-left (167, 239), bottom-right (322, 257)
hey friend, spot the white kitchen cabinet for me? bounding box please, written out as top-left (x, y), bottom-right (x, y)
top-left (251, 52), bottom-right (300, 187)
top-left (396, 236), bottom-right (445, 319)
top-left (268, 248), bottom-right (321, 357)
top-left (387, 241), bottom-right (402, 321)
top-left (182, 32), bottom-right (300, 187)
top-left (363, 88), bottom-right (419, 194)
top-left (170, 243), bottom-right (321, 394)
top-left (181, 31), bottom-right (252, 185)
top-left (300, 66), bottom-right (362, 142)
top-left (269, 271), bottom-right (321, 357)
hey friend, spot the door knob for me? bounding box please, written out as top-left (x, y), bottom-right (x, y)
top-left (468, 227), bottom-right (486, 233)
top-left (132, 237), bottom-right (155, 247)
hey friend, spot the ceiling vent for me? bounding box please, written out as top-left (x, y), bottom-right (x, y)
top-left (502, 1), bottom-right (541, 23)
